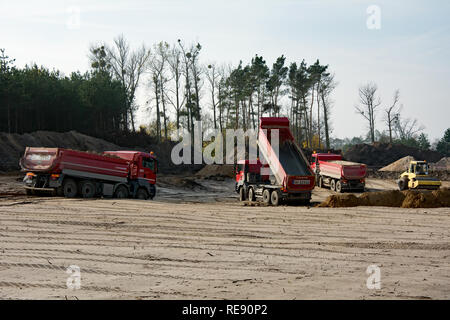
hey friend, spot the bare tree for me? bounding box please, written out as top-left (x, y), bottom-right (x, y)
top-left (105, 35), bottom-right (151, 132)
top-left (355, 82), bottom-right (381, 143)
top-left (206, 62), bottom-right (219, 130)
top-left (319, 73), bottom-right (337, 149)
top-left (148, 42), bottom-right (170, 141)
top-left (166, 44), bottom-right (185, 130)
top-left (384, 89), bottom-right (401, 144)
top-left (395, 116), bottom-right (424, 141)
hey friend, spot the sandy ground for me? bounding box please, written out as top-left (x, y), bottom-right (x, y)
top-left (0, 175), bottom-right (449, 299)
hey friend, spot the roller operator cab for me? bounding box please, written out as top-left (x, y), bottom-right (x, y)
top-left (20, 147), bottom-right (158, 200)
top-left (397, 160), bottom-right (441, 191)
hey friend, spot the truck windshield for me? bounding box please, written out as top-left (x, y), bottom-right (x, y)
top-left (142, 158), bottom-right (156, 171)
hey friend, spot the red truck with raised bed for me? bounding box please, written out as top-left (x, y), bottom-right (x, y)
top-left (310, 153), bottom-right (366, 192)
top-left (20, 147), bottom-right (157, 199)
top-left (235, 117), bottom-right (315, 205)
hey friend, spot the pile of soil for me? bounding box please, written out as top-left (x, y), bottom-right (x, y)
top-left (358, 190), bottom-right (406, 207)
top-left (316, 194), bottom-right (360, 207)
top-left (0, 131), bottom-right (121, 172)
top-left (195, 164), bottom-right (235, 178)
top-left (379, 156), bottom-right (415, 172)
top-left (318, 188), bottom-right (450, 208)
top-left (344, 143), bottom-right (442, 167)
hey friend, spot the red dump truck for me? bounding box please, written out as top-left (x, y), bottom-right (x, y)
top-left (20, 147), bottom-right (157, 199)
top-left (235, 117), bottom-right (315, 205)
top-left (310, 153), bottom-right (366, 192)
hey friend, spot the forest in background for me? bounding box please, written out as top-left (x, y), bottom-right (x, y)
top-left (0, 36), bottom-right (449, 155)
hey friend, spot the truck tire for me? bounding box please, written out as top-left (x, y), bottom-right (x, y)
top-left (63, 179), bottom-right (78, 198)
top-left (80, 181), bottom-right (96, 198)
top-left (262, 189), bottom-right (271, 204)
top-left (136, 188), bottom-right (149, 200)
top-left (330, 179), bottom-right (336, 192)
top-left (335, 180), bottom-right (342, 193)
top-left (318, 176), bottom-right (324, 188)
top-left (270, 190), bottom-right (280, 206)
top-left (114, 185), bottom-right (129, 199)
top-left (239, 187), bottom-right (246, 202)
top-left (248, 187), bottom-right (256, 202)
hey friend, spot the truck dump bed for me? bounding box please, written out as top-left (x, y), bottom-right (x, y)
top-left (319, 160), bottom-right (366, 180)
top-left (278, 142), bottom-right (311, 176)
top-left (20, 147), bottom-right (131, 182)
top-left (258, 117), bottom-right (314, 191)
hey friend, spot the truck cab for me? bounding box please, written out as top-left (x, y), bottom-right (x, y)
top-left (103, 151), bottom-right (158, 199)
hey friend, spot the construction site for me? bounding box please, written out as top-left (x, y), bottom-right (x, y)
top-left (1, 1), bottom-right (449, 305)
top-left (0, 121), bottom-right (449, 300)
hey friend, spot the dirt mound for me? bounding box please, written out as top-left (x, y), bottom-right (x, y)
top-left (0, 131), bottom-right (121, 172)
top-left (318, 188), bottom-right (450, 208)
top-left (317, 194), bottom-right (359, 207)
top-left (195, 164), bottom-right (235, 178)
top-left (431, 188), bottom-right (450, 207)
top-left (431, 157), bottom-right (450, 171)
top-left (401, 191), bottom-right (440, 208)
top-left (344, 143), bottom-right (442, 167)
top-left (359, 190), bottom-right (406, 207)
top-left (379, 156), bottom-right (415, 172)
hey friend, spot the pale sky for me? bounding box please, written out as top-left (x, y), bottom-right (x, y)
top-left (1, 0), bottom-right (449, 141)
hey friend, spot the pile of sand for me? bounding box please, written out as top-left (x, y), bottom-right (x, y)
top-left (318, 188), bottom-right (450, 208)
top-left (195, 164), bottom-right (235, 178)
top-left (431, 157), bottom-right (450, 171)
top-left (379, 156), bottom-right (415, 172)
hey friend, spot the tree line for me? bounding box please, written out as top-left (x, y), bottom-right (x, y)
top-left (0, 36), bottom-right (337, 149)
top-left (1, 35), bottom-right (448, 156)
top-left (0, 48), bottom-right (129, 135)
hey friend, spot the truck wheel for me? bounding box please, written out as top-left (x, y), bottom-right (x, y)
top-left (80, 181), bottom-right (96, 198)
top-left (239, 187), bottom-right (246, 202)
top-left (262, 189), bottom-right (271, 204)
top-left (270, 190), bottom-right (280, 206)
top-left (136, 188), bottom-right (149, 200)
top-left (114, 185), bottom-right (129, 199)
top-left (248, 188), bottom-right (256, 202)
top-left (63, 179), bottom-right (78, 198)
top-left (318, 176), bottom-right (324, 188)
top-left (335, 180), bottom-right (342, 193)
top-left (330, 179), bottom-right (336, 192)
